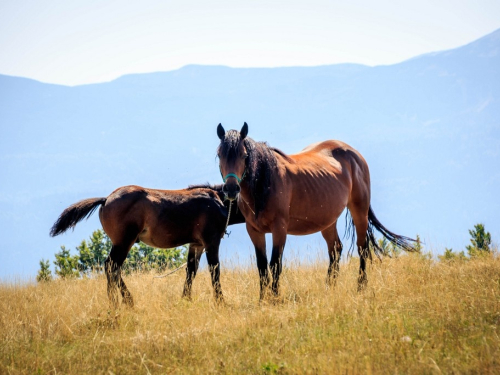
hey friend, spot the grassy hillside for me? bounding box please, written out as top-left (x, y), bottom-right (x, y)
top-left (2, 30), bottom-right (500, 278)
top-left (1, 253), bottom-right (499, 374)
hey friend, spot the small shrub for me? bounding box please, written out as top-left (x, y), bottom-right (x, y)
top-left (36, 259), bottom-right (52, 282)
top-left (438, 248), bottom-right (467, 262)
top-left (466, 223), bottom-right (491, 256)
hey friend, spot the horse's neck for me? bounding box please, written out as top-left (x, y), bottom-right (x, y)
top-left (239, 183), bottom-right (254, 202)
top-left (238, 183), bottom-right (256, 213)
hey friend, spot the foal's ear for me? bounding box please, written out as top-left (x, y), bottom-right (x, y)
top-left (240, 122), bottom-right (248, 140)
top-left (217, 123), bottom-right (225, 140)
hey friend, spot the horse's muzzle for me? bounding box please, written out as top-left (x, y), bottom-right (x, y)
top-left (222, 182), bottom-right (241, 201)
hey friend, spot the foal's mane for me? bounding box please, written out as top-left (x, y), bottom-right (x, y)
top-left (187, 183), bottom-right (246, 226)
top-left (218, 131), bottom-right (292, 217)
top-left (187, 183), bottom-right (225, 201)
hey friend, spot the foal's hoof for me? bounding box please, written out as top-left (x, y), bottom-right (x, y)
top-left (107, 296), bottom-right (120, 310)
top-left (259, 290), bottom-right (282, 305)
top-left (325, 278), bottom-right (338, 290)
top-left (214, 294), bottom-right (225, 306)
top-left (357, 279), bottom-right (368, 293)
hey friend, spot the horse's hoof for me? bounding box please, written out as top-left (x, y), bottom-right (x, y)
top-left (270, 293), bottom-right (284, 305)
top-left (326, 274), bottom-right (338, 288)
top-left (122, 297), bottom-right (134, 308)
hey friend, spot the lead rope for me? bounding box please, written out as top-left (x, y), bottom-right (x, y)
top-left (239, 195), bottom-right (255, 216)
top-left (222, 199), bottom-right (233, 238)
top-left (153, 262), bottom-right (188, 279)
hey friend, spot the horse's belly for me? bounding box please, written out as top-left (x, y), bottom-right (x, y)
top-left (287, 196), bottom-right (346, 235)
top-left (287, 217), bottom-right (333, 235)
top-left (138, 227), bottom-right (192, 249)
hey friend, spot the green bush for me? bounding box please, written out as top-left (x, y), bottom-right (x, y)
top-left (466, 223), bottom-right (491, 257)
top-left (36, 259), bottom-right (52, 282)
top-left (39, 229), bottom-right (187, 281)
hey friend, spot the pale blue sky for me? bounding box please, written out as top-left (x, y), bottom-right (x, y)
top-left (1, 0), bottom-right (499, 86)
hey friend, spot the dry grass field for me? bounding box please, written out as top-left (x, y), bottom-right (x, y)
top-left (1, 253), bottom-right (499, 374)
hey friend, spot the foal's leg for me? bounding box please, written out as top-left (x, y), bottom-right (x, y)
top-left (105, 244), bottom-right (134, 308)
top-left (321, 222), bottom-right (343, 286)
top-left (182, 244), bottom-right (203, 300)
top-left (246, 223), bottom-right (269, 300)
top-left (205, 239), bottom-right (224, 303)
top-left (117, 268), bottom-right (134, 307)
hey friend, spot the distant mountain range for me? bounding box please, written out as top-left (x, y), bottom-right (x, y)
top-left (1, 29), bottom-right (499, 279)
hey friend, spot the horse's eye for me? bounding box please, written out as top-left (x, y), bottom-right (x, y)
top-left (241, 153), bottom-right (248, 159)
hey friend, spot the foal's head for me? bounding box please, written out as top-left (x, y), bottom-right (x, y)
top-left (216, 122), bottom-right (249, 200)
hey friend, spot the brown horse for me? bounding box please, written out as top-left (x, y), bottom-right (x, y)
top-left (216, 123), bottom-right (416, 299)
top-left (50, 184), bottom-right (245, 307)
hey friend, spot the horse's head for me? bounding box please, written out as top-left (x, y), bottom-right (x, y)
top-left (216, 122), bottom-right (249, 201)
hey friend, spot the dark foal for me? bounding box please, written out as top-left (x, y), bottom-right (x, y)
top-left (50, 184), bottom-right (244, 307)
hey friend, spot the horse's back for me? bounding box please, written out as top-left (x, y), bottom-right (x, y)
top-left (297, 140), bottom-right (363, 159)
top-left (105, 185), bottom-right (148, 203)
top-left (298, 140), bottom-right (371, 210)
top-left (293, 140), bottom-right (369, 178)
top-left (101, 185), bottom-right (147, 215)
top-left (298, 139), bottom-right (348, 153)
top-left (275, 139), bottom-right (371, 233)
top-left (101, 185), bottom-right (228, 248)
top-left (105, 185), bottom-right (226, 220)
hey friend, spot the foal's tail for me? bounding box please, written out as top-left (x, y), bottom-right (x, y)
top-left (366, 206), bottom-right (417, 257)
top-left (50, 198), bottom-right (106, 237)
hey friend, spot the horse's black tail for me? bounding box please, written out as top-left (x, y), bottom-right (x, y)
top-left (50, 198), bottom-right (106, 237)
top-left (367, 206), bottom-right (417, 257)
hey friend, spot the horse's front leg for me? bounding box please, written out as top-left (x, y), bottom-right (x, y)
top-left (269, 224), bottom-right (287, 297)
top-left (205, 241), bottom-right (224, 303)
top-left (246, 223), bottom-right (269, 300)
top-left (182, 244), bottom-right (203, 300)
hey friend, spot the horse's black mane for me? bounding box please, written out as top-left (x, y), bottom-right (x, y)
top-left (218, 130), bottom-right (292, 218)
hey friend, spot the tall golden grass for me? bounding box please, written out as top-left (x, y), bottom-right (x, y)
top-left (1, 253), bottom-right (499, 374)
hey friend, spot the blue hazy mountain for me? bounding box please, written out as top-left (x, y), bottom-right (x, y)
top-left (1, 29), bottom-right (499, 278)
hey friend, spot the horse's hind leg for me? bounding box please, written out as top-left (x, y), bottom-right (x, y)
top-left (105, 240), bottom-right (135, 308)
top-left (321, 222), bottom-right (343, 287)
top-left (182, 244), bottom-right (203, 300)
top-left (348, 204), bottom-right (370, 292)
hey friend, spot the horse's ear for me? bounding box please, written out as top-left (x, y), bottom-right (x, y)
top-left (217, 123), bottom-right (225, 140)
top-left (240, 122), bottom-right (248, 140)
